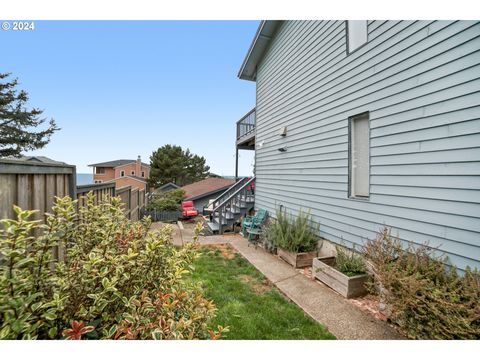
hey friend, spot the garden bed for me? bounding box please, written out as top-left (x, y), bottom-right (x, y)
top-left (278, 248), bottom-right (317, 268)
top-left (312, 256), bottom-right (369, 299)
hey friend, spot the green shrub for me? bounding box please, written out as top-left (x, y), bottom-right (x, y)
top-left (0, 193), bottom-right (225, 340)
top-left (335, 246), bottom-right (366, 277)
top-left (270, 206), bottom-right (319, 253)
top-left (148, 189), bottom-right (186, 212)
top-left (364, 227), bottom-right (480, 339)
top-left (164, 188), bottom-right (186, 204)
top-left (260, 219), bottom-right (277, 254)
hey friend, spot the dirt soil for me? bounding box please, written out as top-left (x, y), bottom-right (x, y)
top-left (205, 243), bottom-right (237, 259)
top-left (238, 274), bottom-right (272, 295)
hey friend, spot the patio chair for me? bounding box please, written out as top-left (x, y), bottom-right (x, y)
top-left (241, 208), bottom-right (267, 237)
top-left (181, 201), bottom-right (198, 218)
top-left (246, 216), bottom-right (266, 248)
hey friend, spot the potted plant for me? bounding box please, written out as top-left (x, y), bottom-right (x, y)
top-left (271, 206), bottom-right (319, 268)
top-left (313, 245), bottom-right (369, 298)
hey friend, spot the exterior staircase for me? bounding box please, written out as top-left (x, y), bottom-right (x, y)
top-left (205, 176), bottom-right (255, 234)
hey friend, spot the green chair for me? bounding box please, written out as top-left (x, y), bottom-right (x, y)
top-left (241, 209), bottom-right (267, 237)
top-left (246, 216), bottom-right (266, 247)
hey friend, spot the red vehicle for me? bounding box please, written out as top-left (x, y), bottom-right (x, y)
top-left (181, 201), bottom-right (198, 218)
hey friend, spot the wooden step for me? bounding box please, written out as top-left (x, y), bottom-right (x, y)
top-left (206, 221), bottom-right (220, 232)
top-left (212, 217), bottom-right (228, 225)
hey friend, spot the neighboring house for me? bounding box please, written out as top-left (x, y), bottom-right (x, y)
top-left (154, 182), bottom-right (180, 194)
top-left (182, 178), bottom-right (235, 213)
top-left (232, 20), bottom-right (480, 272)
top-left (89, 156), bottom-right (150, 191)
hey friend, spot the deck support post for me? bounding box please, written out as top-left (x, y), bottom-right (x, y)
top-left (235, 147), bottom-right (239, 181)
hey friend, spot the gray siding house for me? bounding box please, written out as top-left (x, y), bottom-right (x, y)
top-left (235, 20), bottom-right (480, 271)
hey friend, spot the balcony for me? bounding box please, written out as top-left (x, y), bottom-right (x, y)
top-left (236, 108), bottom-right (256, 150)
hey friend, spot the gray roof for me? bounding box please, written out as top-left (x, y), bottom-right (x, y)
top-left (156, 182), bottom-right (180, 191)
top-left (3, 155), bottom-right (68, 165)
top-left (88, 159), bottom-right (150, 168)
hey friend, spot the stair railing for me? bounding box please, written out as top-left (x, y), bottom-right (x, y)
top-left (213, 176), bottom-right (255, 234)
top-left (204, 177), bottom-right (249, 214)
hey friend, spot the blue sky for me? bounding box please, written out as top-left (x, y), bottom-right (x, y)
top-left (0, 21), bottom-right (258, 174)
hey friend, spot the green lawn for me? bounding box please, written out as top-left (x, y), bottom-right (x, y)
top-left (189, 245), bottom-right (335, 340)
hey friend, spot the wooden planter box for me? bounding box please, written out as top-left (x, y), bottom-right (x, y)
top-left (312, 256), bottom-right (369, 298)
top-left (278, 248), bottom-right (317, 268)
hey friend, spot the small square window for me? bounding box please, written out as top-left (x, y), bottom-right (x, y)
top-left (347, 20), bottom-right (367, 54)
top-left (120, 171), bottom-right (125, 177)
top-left (141, 171), bottom-right (145, 178)
top-left (131, 171), bottom-right (135, 176)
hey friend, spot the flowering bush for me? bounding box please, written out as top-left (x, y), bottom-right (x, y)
top-left (0, 193), bottom-right (225, 340)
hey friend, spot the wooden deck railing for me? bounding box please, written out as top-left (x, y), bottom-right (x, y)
top-left (236, 108), bottom-right (256, 142)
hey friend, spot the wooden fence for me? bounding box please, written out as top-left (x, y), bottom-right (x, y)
top-left (0, 158), bottom-right (146, 223)
top-left (0, 158), bottom-right (76, 222)
top-left (116, 186), bottom-right (145, 221)
top-left (142, 208), bottom-right (182, 222)
top-left (76, 182), bottom-right (116, 206)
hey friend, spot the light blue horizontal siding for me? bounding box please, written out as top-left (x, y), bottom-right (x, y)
top-left (254, 20), bottom-right (480, 271)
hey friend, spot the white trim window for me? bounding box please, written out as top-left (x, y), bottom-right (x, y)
top-left (131, 171), bottom-right (135, 176)
top-left (349, 112), bottom-right (370, 198)
top-left (120, 170), bottom-right (125, 177)
top-left (347, 20), bottom-right (367, 53)
top-left (141, 171), bottom-right (145, 178)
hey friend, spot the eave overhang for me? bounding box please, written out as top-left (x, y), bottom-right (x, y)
top-left (238, 21), bottom-right (281, 81)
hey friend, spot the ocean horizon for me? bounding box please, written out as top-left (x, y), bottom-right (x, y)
top-left (76, 173), bottom-right (244, 186)
top-left (76, 173), bottom-right (94, 185)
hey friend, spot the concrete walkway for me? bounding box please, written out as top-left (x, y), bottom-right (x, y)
top-left (229, 236), bottom-right (403, 340)
top-left (152, 221), bottom-right (403, 340)
top-left (150, 220), bottom-right (239, 247)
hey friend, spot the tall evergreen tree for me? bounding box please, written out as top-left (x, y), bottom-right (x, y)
top-left (148, 145), bottom-right (211, 188)
top-left (0, 73), bottom-right (59, 157)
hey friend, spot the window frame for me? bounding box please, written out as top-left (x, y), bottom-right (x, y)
top-left (131, 171), bottom-right (135, 176)
top-left (120, 170), bottom-right (125, 177)
top-left (346, 20), bottom-right (368, 55)
top-left (348, 111), bottom-right (371, 200)
top-left (95, 167), bottom-right (105, 175)
top-left (141, 171), bottom-right (145, 178)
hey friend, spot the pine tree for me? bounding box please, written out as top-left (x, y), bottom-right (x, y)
top-left (148, 145), bottom-right (211, 188)
top-left (0, 73), bottom-right (59, 157)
